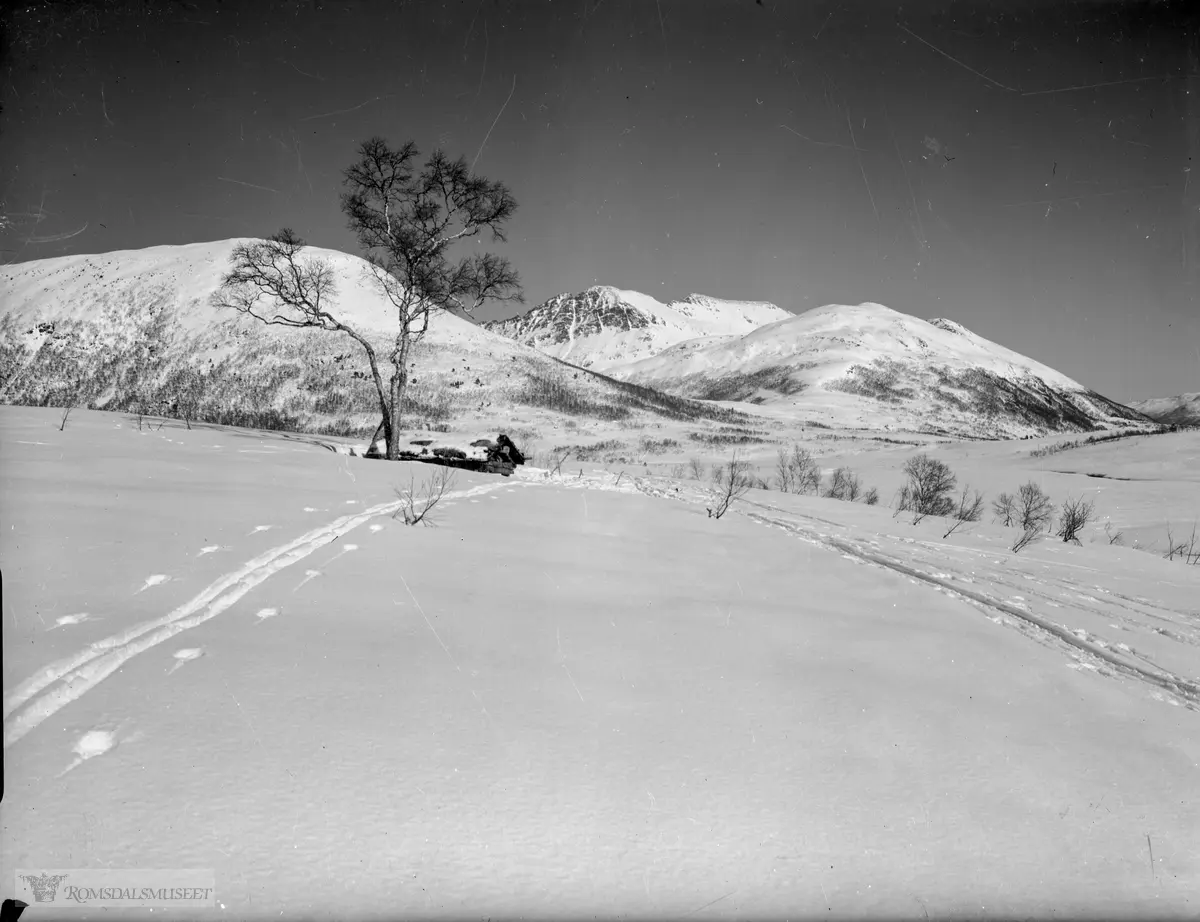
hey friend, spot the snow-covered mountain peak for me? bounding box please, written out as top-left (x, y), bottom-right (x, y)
top-left (681, 292), bottom-right (782, 311)
top-left (483, 286), bottom-right (791, 371)
top-left (928, 317), bottom-right (975, 337)
top-left (1130, 392), bottom-right (1200, 427)
top-left (609, 300), bottom-right (1154, 438)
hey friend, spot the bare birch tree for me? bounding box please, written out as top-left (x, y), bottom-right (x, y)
top-left (341, 138), bottom-right (523, 459)
top-left (213, 138), bottom-right (523, 460)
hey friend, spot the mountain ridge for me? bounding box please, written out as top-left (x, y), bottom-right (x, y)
top-left (482, 285), bottom-right (791, 371)
top-left (1129, 392), bottom-right (1200, 427)
top-left (0, 241), bottom-right (749, 437)
top-left (604, 300), bottom-right (1154, 438)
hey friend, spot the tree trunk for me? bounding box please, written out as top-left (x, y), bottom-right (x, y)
top-left (386, 327), bottom-right (411, 461)
top-left (343, 329), bottom-right (391, 455)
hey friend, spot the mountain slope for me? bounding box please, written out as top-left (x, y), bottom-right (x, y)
top-left (610, 302), bottom-right (1155, 438)
top-left (483, 286), bottom-right (790, 371)
top-left (0, 241), bottom-right (748, 438)
top-left (1129, 392), bottom-right (1200, 427)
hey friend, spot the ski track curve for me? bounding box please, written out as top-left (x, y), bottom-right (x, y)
top-left (3, 479), bottom-right (528, 749)
top-left (630, 478), bottom-right (1200, 709)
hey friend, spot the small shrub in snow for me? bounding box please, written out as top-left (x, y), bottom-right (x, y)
top-left (1103, 522), bottom-right (1124, 545)
top-left (863, 486), bottom-right (880, 506)
top-left (824, 466), bottom-right (862, 501)
top-left (707, 451), bottom-right (753, 520)
top-left (393, 467), bottom-right (457, 527)
top-left (637, 436), bottom-right (680, 455)
top-left (1016, 481), bottom-right (1055, 532)
top-left (1056, 495), bottom-right (1095, 544)
top-left (992, 492), bottom-right (1017, 527)
top-left (687, 457), bottom-right (706, 481)
top-left (942, 486), bottom-right (985, 538)
top-left (901, 453), bottom-right (957, 523)
top-left (1163, 523), bottom-right (1200, 564)
top-left (549, 448), bottom-right (572, 477)
top-left (1029, 439), bottom-right (1081, 459)
top-left (1012, 524), bottom-right (1042, 554)
top-left (508, 425), bottom-right (541, 444)
top-left (774, 444), bottom-right (821, 494)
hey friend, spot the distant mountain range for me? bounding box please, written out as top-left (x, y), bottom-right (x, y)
top-left (482, 286), bottom-right (790, 370)
top-left (0, 242), bottom-right (744, 438)
top-left (489, 289), bottom-right (1156, 439)
top-left (1129, 393), bottom-right (1200, 427)
top-left (0, 242), bottom-right (1163, 441)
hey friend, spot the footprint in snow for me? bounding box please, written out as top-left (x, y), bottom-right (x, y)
top-left (56, 720), bottom-right (139, 778)
top-left (48, 612), bottom-right (100, 630)
top-left (247, 525), bottom-right (276, 536)
top-left (134, 574), bottom-right (170, 594)
top-left (254, 607), bottom-right (282, 625)
top-left (345, 500), bottom-right (359, 505)
top-left (368, 524), bottom-right (384, 533)
top-left (293, 570), bottom-right (321, 592)
top-left (302, 507), bottom-right (326, 513)
top-left (196, 545), bottom-right (230, 557)
top-left (166, 647), bottom-right (205, 675)
top-left (327, 544), bottom-right (358, 564)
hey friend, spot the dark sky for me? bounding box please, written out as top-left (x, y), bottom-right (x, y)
top-left (2, 0), bottom-right (1197, 403)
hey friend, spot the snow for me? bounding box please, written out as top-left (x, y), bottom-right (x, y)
top-left (485, 285), bottom-right (792, 371)
top-left (607, 301), bottom-right (1151, 437)
top-left (617, 301), bottom-right (1088, 391)
top-left (0, 239), bottom-right (492, 348)
top-left (3, 405), bottom-right (1197, 918)
top-left (1131, 392), bottom-right (1200, 426)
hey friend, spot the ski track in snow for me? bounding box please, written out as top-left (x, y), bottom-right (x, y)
top-left (2, 479), bottom-right (531, 749)
top-left (8, 464), bottom-right (1194, 750)
top-left (628, 475), bottom-right (1200, 709)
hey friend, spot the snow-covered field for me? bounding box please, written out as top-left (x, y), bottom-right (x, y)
top-left (3, 406), bottom-right (1198, 919)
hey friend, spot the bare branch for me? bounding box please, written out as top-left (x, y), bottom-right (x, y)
top-left (212, 228), bottom-right (393, 451)
top-left (393, 466), bottom-right (457, 526)
top-left (707, 450), bottom-right (753, 519)
top-left (943, 486), bottom-right (984, 539)
top-left (212, 230), bottom-right (343, 331)
top-left (1056, 495), bottom-right (1095, 545)
top-left (1012, 524), bottom-right (1041, 554)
